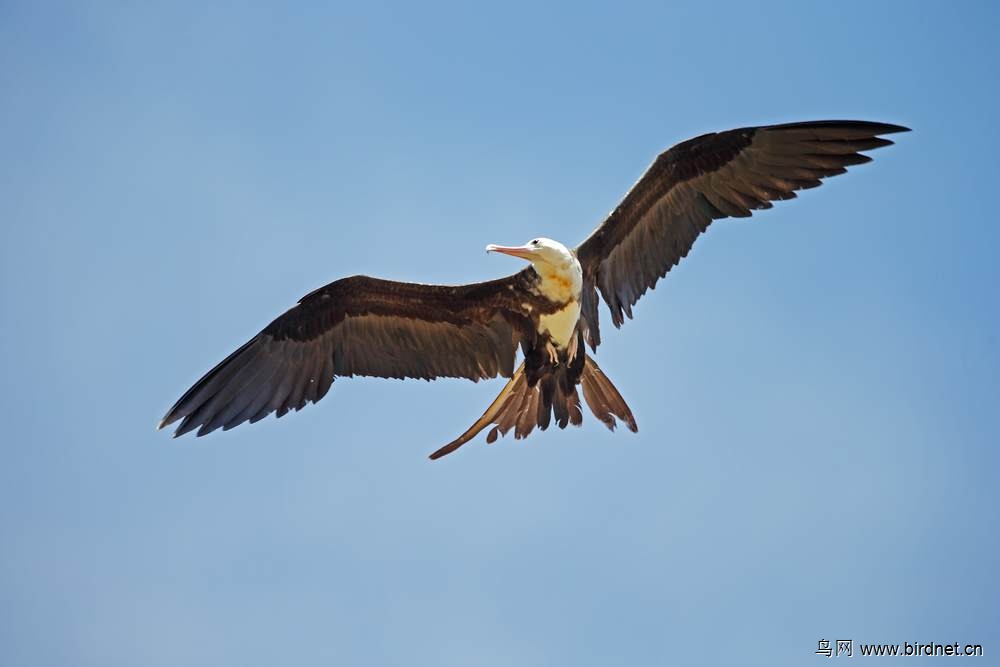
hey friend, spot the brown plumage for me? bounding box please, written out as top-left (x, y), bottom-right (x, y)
top-left (428, 354), bottom-right (635, 460)
top-left (159, 119), bottom-right (908, 458)
top-left (160, 272), bottom-right (547, 437)
top-left (575, 120), bottom-right (908, 348)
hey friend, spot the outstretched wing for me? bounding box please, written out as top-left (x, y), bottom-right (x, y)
top-left (575, 120), bottom-right (909, 349)
top-left (159, 271), bottom-right (536, 437)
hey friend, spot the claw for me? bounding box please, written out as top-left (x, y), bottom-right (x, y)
top-left (566, 333), bottom-right (579, 362)
top-left (545, 341), bottom-right (559, 366)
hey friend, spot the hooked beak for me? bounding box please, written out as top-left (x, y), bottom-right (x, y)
top-left (486, 243), bottom-right (535, 260)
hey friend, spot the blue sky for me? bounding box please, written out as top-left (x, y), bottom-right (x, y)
top-left (2, 1), bottom-right (998, 665)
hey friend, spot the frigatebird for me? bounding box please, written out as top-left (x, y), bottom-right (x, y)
top-left (159, 120), bottom-right (908, 458)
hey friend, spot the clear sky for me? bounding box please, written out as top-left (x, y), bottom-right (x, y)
top-left (1, 2), bottom-right (997, 665)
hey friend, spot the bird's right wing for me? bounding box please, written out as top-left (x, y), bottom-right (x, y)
top-left (158, 271), bottom-right (536, 438)
top-left (574, 120), bottom-right (909, 349)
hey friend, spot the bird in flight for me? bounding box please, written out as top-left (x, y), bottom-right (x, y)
top-left (159, 120), bottom-right (908, 459)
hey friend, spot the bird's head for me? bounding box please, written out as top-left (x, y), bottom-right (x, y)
top-left (486, 237), bottom-right (575, 269)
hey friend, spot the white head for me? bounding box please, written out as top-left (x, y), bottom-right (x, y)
top-left (485, 237), bottom-right (575, 269)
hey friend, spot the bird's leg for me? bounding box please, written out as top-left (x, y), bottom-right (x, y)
top-left (566, 332), bottom-right (579, 363)
top-left (545, 340), bottom-right (559, 366)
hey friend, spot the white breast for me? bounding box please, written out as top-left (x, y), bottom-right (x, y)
top-left (539, 300), bottom-right (581, 348)
top-left (527, 242), bottom-right (584, 348)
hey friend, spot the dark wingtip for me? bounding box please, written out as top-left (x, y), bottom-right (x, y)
top-left (846, 121), bottom-right (909, 135)
top-left (877, 122), bottom-right (911, 134)
top-left (765, 120), bottom-right (912, 138)
top-left (158, 414), bottom-right (182, 436)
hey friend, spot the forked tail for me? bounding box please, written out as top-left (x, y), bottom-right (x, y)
top-left (429, 357), bottom-right (637, 459)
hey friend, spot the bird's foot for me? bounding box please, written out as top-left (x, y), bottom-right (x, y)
top-left (545, 341), bottom-right (559, 366)
top-left (566, 333), bottom-right (579, 362)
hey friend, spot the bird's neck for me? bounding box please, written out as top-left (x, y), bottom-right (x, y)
top-left (532, 256), bottom-right (583, 305)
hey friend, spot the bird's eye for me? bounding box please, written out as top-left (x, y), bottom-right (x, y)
top-left (531, 239), bottom-right (540, 245)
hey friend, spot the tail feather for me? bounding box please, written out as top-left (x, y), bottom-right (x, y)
top-left (429, 356), bottom-right (637, 460)
top-left (537, 375), bottom-right (554, 431)
top-left (428, 364), bottom-right (528, 459)
top-left (580, 357), bottom-right (637, 433)
top-left (551, 375), bottom-right (570, 428)
top-left (512, 374), bottom-right (539, 439)
top-left (566, 388), bottom-right (584, 427)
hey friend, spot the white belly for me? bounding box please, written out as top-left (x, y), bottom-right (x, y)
top-left (538, 300), bottom-right (581, 348)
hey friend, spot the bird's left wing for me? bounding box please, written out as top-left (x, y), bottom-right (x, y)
top-left (159, 271), bottom-right (535, 437)
top-left (574, 120), bottom-right (909, 349)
